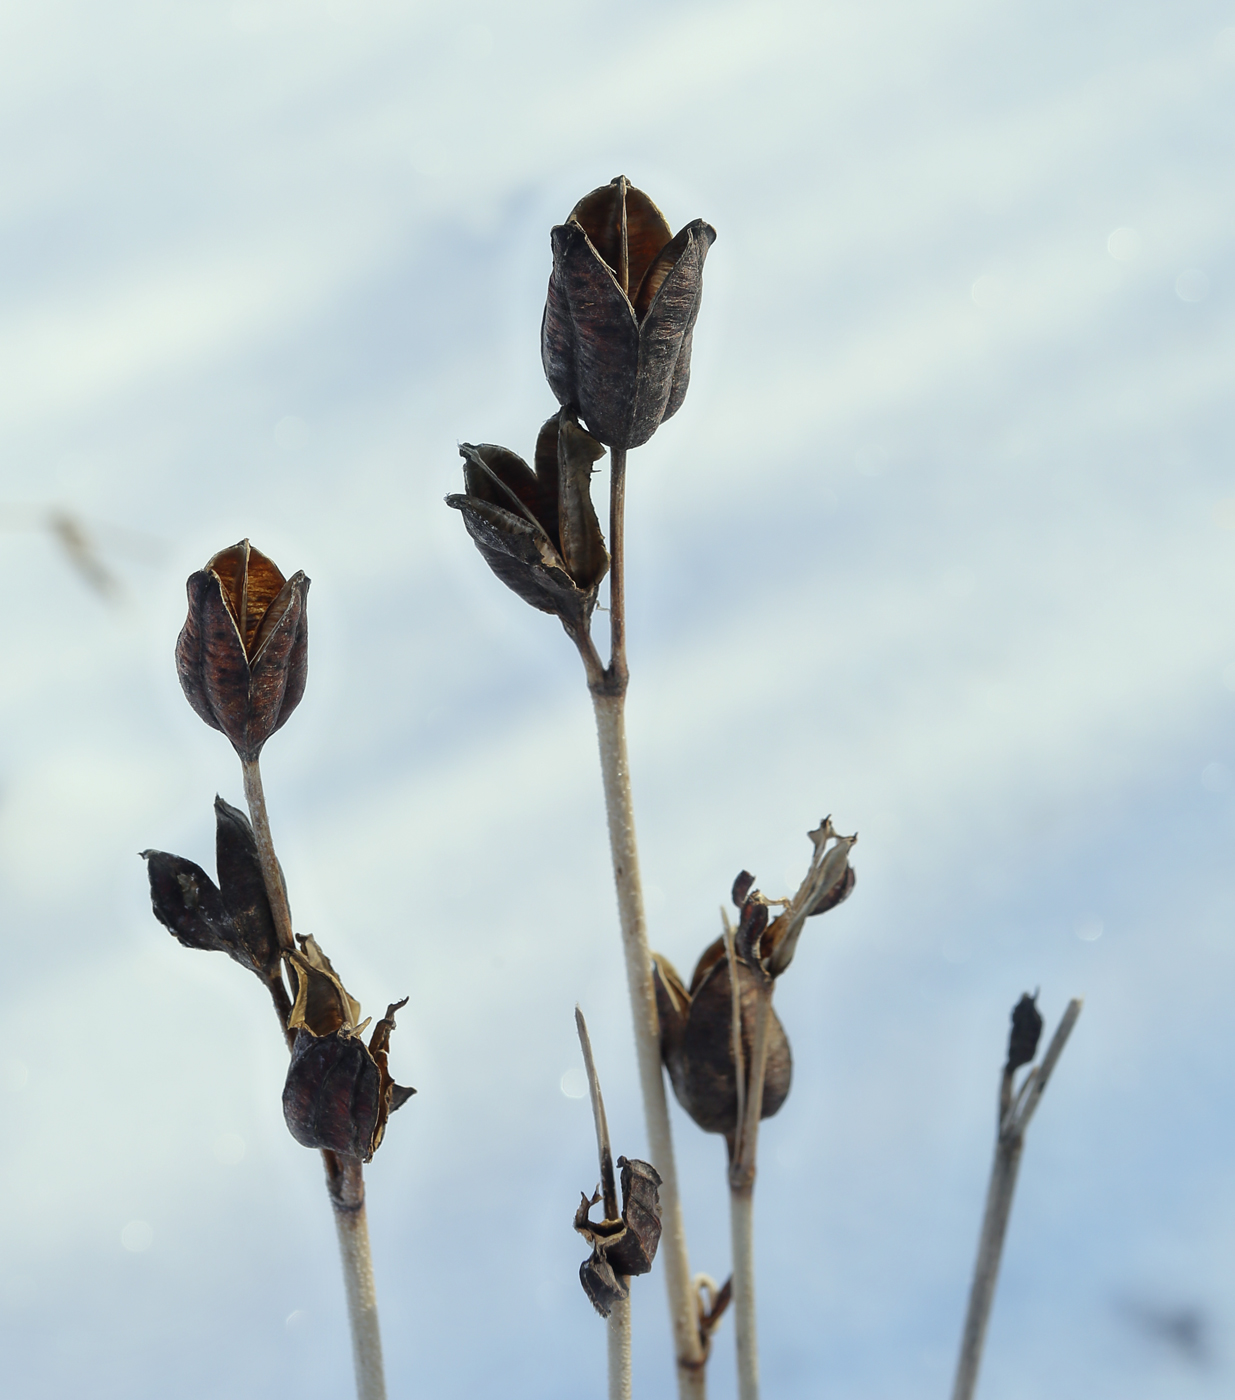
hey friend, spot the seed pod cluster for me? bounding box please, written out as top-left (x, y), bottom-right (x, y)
top-left (652, 820), bottom-right (857, 1142)
top-left (447, 178), bottom-right (714, 625)
top-left (446, 409), bottom-right (608, 628)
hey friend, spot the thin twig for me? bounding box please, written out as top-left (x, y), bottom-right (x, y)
top-left (576, 1007), bottom-right (618, 1222)
top-left (728, 967), bottom-right (773, 1400)
top-left (577, 1009), bottom-right (631, 1400)
top-left (952, 998), bottom-right (1083, 1400)
top-left (241, 754), bottom-right (387, 1400)
top-left (240, 757), bottom-right (295, 952)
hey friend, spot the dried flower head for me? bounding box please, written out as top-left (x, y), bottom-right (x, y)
top-left (176, 539), bottom-right (309, 762)
top-left (575, 1156), bottom-right (663, 1316)
top-left (142, 795), bottom-right (284, 982)
top-left (542, 176), bottom-right (716, 449)
top-left (1006, 992), bottom-right (1044, 1072)
top-left (653, 944), bottom-right (792, 1140)
top-left (446, 408), bottom-right (608, 631)
top-left (281, 935), bottom-right (415, 1161)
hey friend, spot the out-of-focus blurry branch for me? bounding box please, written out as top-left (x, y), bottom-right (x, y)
top-left (951, 993), bottom-right (1082, 1400)
top-left (0, 504), bottom-right (164, 603)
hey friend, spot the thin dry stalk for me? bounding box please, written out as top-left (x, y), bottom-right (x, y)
top-left (726, 927), bottom-right (773, 1400)
top-left (580, 444), bottom-right (707, 1399)
top-left (952, 998), bottom-right (1083, 1400)
top-left (577, 1009), bottom-right (632, 1400)
top-left (241, 755), bottom-right (388, 1400)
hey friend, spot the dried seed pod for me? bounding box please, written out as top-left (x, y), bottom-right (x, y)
top-left (574, 1157), bottom-right (663, 1317)
top-left (542, 176), bottom-right (716, 449)
top-left (675, 945), bottom-right (792, 1137)
top-left (176, 539), bottom-right (309, 762)
top-left (446, 409), bottom-right (607, 629)
top-left (1006, 992), bottom-right (1044, 1071)
top-left (282, 993), bottom-right (415, 1162)
top-left (142, 796), bottom-right (282, 983)
top-left (652, 953), bottom-right (690, 1110)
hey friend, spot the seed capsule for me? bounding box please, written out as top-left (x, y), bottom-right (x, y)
top-left (176, 539), bottom-right (309, 762)
top-left (542, 176), bottom-right (715, 449)
top-left (142, 796), bottom-right (282, 984)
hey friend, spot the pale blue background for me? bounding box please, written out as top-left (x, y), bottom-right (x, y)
top-left (2, 2), bottom-right (1234, 1396)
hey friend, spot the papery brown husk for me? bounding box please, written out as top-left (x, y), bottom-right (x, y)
top-left (676, 942), bottom-right (792, 1136)
top-left (175, 540), bottom-right (309, 762)
top-left (541, 177), bottom-right (715, 449)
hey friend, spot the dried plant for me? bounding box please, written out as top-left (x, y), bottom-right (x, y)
top-left (143, 539), bottom-right (412, 1400)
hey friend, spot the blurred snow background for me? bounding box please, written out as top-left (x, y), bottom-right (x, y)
top-left (2, 0), bottom-right (1235, 1396)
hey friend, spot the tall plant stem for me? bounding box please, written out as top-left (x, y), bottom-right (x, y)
top-left (241, 753), bottom-right (388, 1400)
top-left (580, 446), bottom-right (707, 1400)
top-left (609, 1294), bottom-right (633, 1400)
top-left (726, 929), bottom-right (773, 1400)
top-left (952, 998), bottom-right (1082, 1400)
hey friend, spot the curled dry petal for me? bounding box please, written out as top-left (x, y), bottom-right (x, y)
top-left (1006, 993), bottom-right (1044, 1072)
top-left (446, 410), bottom-right (607, 628)
top-left (286, 934), bottom-right (363, 1037)
top-left (282, 995), bottom-right (415, 1162)
top-left (141, 796), bottom-right (281, 984)
top-left (541, 176), bottom-right (716, 449)
top-left (176, 539), bottom-right (309, 762)
top-left (763, 818), bottom-right (857, 977)
top-left (574, 1157), bottom-right (663, 1317)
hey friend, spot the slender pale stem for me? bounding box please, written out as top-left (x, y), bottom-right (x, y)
top-left (609, 1294), bottom-right (633, 1400)
top-left (576, 1008), bottom-right (619, 1220)
top-left (576, 440), bottom-right (705, 1398)
top-left (241, 757), bottom-right (295, 953)
top-left (951, 1126), bottom-right (1023, 1400)
top-left (728, 971), bottom-right (773, 1400)
top-left (591, 694), bottom-right (706, 1399)
top-left (577, 1008), bottom-right (632, 1400)
top-left (728, 1187), bottom-right (758, 1400)
top-left (241, 753), bottom-right (388, 1400)
top-left (951, 999), bottom-right (1082, 1400)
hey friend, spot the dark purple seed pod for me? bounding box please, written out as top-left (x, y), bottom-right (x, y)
top-left (1006, 992), bottom-right (1044, 1072)
top-left (176, 539), bottom-right (309, 762)
top-left (541, 176), bottom-right (716, 449)
top-left (141, 796), bottom-right (282, 983)
top-left (446, 409), bottom-right (607, 629)
top-left (282, 994), bottom-right (414, 1163)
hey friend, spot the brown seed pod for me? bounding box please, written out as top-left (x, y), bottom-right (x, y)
top-left (541, 176), bottom-right (716, 449)
top-left (675, 944), bottom-right (792, 1137)
top-left (141, 796), bottom-right (281, 984)
top-left (574, 1156), bottom-right (663, 1317)
top-left (1006, 992), bottom-right (1044, 1072)
top-left (176, 539), bottom-right (309, 762)
top-left (446, 409), bottom-right (608, 629)
top-left (281, 992), bottom-right (415, 1162)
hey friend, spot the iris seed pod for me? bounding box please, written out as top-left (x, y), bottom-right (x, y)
top-left (446, 408), bottom-right (608, 629)
top-left (176, 539), bottom-right (309, 762)
top-left (652, 945), bottom-right (792, 1139)
top-left (1006, 992), bottom-right (1044, 1072)
top-left (574, 1156), bottom-right (663, 1317)
top-left (142, 795), bottom-right (282, 984)
top-left (542, 176), bottom-right (716, 449)
top-left (281, 937), bottom-right (414, 1161)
